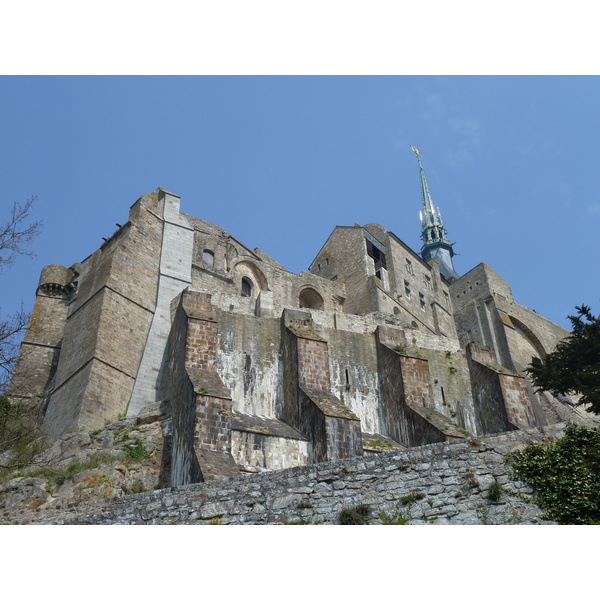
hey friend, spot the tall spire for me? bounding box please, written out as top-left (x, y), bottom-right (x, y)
top-left (410, 146), bottom-right (459, 281)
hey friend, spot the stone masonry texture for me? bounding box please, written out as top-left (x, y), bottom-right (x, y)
top-left (24, 425), bottom-right (566, 525)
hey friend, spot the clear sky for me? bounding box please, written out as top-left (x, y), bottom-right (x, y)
top-left (2, 75), bottom-right (599, 329)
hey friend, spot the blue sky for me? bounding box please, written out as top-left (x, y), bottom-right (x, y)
top-left (1, 75), bottom-right (599, 330)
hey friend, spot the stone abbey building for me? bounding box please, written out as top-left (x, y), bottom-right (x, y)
top-left (11, 150), bottom-right (595, 486)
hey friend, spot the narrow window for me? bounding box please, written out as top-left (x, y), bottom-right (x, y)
top-left (366, 239), bottom-right (387, 280)
top-left (202, 249), bottom-right (214, 267)
top-left (404, 280), bottom-right (411, 300)
top-left (419, 292), bottom-right (426, 311)
top-left (345, 369), bottom-right (350, 385)
top-left (241, 277), bottom-right (253, 297)
top-left (443, 291), bottom-right (450, 307)
top-left (425, 275), bottom-right (432, 290)
top-left (325, 258), bottom-right (330, 265)
top-left (405, 258), bottom-right (414, 275)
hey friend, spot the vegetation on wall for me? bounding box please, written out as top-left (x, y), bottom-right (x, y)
top-left (509, 423), bottom-right (600, 524)
top-left (338, 503), bottom-right (372, 525)
top-left (0, 394), bottom-right (45, 472)
top-left (527, 305), bottom-right (600, 414)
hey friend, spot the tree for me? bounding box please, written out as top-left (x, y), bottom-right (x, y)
top-left (526, 305), bottom-right (600, 414)
top-left (0, 196), bottom-right (42, 393)
top-left (0, 197), bottom-right (43, 473)
top-left (510, 423), bottom-right (600, 524)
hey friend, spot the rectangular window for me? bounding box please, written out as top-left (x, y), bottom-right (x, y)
top-left (404, 280), bottom-right (411, 299)
top-left (425, 275), bottom-right (432, 290)
top-left (419, 292), bottom-right (426, 311)
top-left (366, 239), bottom-right (387, 280)
top-left (405, 258), bottom-right (414, 275)
top-left (443, 291), bottom-right (450, 307)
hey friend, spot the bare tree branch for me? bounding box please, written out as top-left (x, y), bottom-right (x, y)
top-left (0, 304), bottom-right (29, 393)
top-left (0, 197), bottom-right (42, 393)
top-left (0, 196), bottom-right (42, 272)
top-left (0, 197), bottom-right (45, 472)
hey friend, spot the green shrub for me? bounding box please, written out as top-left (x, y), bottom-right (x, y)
top-left (509, 423), bottom-right (600, 524)
top-left (122, 439), bottom-right (151, 462)
top-left (338, 503), bottom-right (372, 525)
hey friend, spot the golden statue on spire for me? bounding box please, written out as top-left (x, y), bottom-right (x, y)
top-left (410, 145), bottom-right (421, 159)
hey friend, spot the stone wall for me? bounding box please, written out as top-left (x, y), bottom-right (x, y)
top-left (29, 425), bottom-right (567, 525)
top-left (42, 190), bottom-right (165, 438)
top-left (310, 226), bottom-right (374, 315)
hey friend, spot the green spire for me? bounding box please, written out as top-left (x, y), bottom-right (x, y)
top-left (410, 146), bottom-right (458, 281)
top-left (410, 145), bottom-right (450, 246)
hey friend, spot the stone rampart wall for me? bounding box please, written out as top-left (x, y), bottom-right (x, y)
top-left (34, 425), bottom-right (566, 525)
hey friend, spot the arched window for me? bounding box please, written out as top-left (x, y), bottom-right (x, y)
top-left (202, 249), bottom-right (214, 267)
top-left (241, 277), bottom-right (253, 297)
top-left (299, 287), bottom-right (324, 310)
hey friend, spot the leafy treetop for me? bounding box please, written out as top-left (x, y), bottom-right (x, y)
top-left (526, 305), bottom-right (600, 414)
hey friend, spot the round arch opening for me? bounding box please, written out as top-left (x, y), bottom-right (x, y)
top-left (299, 287), bottom-right (324, 311)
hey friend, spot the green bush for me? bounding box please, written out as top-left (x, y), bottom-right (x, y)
top-left (509, 423), bottom-right (600, 524)
top-left (122, 439), bottom-right (151, 462)
top-left (338, 503), bottom-right (372, 525)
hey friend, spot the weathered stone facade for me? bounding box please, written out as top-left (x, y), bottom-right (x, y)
top-left (10, 187), bottom-right (599, 494)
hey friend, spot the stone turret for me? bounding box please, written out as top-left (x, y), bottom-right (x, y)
top-left (37, 264), bottom-right (78, 299)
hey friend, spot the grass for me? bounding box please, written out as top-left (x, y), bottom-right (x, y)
top-left (487, 479), bottom-right (503, 503)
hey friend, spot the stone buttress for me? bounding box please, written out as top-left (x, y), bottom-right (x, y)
top-left (467, 343), bottom-right (535, 434)
top-left (282, 309), bottom-right (363, 462)
top-left (161, 291), bottom-right (239, 485)
top-left (376, 325), bottom-right (467, 446)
